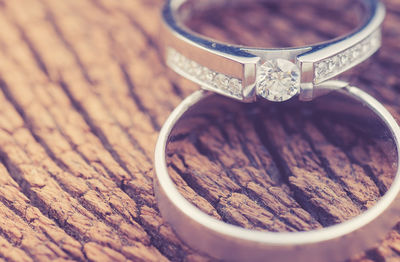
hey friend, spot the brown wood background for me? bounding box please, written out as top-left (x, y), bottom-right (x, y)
top-left (0, 0), bottom-right (398, 261)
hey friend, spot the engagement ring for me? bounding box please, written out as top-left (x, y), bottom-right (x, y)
top-left (162, 0), bottom-right (384, 102)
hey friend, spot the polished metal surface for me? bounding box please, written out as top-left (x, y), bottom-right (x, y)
top-left (162, 0), bottom-right (385, 102)
top-left (154, 85), bottom-right (400, 262)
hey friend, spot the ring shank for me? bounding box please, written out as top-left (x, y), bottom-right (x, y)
top-left (154, 88), bottom-right (400, 262)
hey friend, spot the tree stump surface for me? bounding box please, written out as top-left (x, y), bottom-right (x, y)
top-left (0, 0), bottom-right (398, 261)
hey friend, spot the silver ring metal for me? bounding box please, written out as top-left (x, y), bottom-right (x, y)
top-left (162, 0), bottom-right (385, 102)
top-left (154, 85), bottom-right (400, 262)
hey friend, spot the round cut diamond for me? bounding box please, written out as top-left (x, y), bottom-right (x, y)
top-left (257, 59), bottom-right (300, 101)
top-left (339, 52), bottom-right (349, 67)
top-left (228, 78), bottom-right (241, 97)
top-left (214, 73), bottom-right (229, 90)
top-left (315, 62), bottom-right (328, 79)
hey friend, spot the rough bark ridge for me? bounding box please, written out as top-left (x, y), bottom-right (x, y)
top-left (0, 0), bottom-right (398, 261)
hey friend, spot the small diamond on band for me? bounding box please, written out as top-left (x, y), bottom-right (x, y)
top-left (314, 30), bottom-right (381, 83)
top-left (166, 48), bottom-right (243, 99)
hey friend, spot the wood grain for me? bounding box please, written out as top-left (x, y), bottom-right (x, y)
top-left (0, 0), bottom-right (398, 261)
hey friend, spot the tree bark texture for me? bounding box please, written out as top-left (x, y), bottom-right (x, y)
top-left (0, 0), bottom-right (398, 261)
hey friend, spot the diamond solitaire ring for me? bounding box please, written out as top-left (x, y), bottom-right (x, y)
top-left (162, 0), bottom-right (385, 102)
top-left (154, 85), bottom-right (400, 262)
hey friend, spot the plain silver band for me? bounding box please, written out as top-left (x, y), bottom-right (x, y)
top-left (162, 0), bottom-right (385, 102)
top-left (154, 86), bottom-right (400, 262)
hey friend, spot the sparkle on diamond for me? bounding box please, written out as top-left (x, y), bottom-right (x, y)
top-left (256, 59), bottom-right (300, 102)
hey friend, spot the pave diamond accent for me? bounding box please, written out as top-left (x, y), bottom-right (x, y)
top-left (314, 30), bottom-right (381, 83)
top-left (256, 59), bottom-right (300, 102)
top-left (166, 48), bottom-right (243, 99)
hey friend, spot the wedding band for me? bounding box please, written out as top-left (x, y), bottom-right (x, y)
top-left (162, 0), bottom-right (385, 102)
top-left (154, 85), bottom-right (400, 262)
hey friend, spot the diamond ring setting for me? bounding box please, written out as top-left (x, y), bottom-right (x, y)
top-left (162, 0), bottom-right (385, 102)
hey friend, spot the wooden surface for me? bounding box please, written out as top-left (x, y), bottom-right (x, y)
top-left (0, 0), bottom-right (398, 261)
